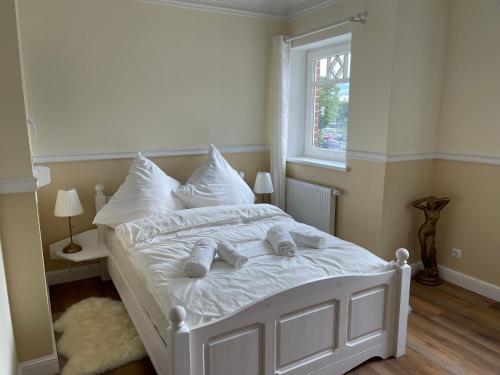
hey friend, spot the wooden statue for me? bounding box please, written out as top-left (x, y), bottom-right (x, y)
top-left (412, 196), bottom-right (450, 286)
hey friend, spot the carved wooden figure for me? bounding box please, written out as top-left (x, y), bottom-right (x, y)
top-left (412, 196), bottom-right (450, 286)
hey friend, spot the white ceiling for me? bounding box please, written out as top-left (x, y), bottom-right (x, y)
top-left (145, 0), bottom-right (340, 18)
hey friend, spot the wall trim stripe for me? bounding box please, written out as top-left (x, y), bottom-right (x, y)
top-left (437, 151), bottom-right (500, 166)
top-left (347, 150), bottom-right (500, 166)
top-left (32, 147), bottom-right (500, 166)
top-left (0, 177), bottom-right (37, 194)
top-left (33, 144), bottom-right (269, 164)
top-left (19, 353), bottom-right (59, 375)
top-left (410, 262), bottom-right (499, 302)
top-left (347, 150), bottom-right (438, 163)
top-left (346, 150), bottom-right (388, 162)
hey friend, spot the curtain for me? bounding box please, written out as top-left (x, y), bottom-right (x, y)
top-left (270, 35), bottom-right (291, 210)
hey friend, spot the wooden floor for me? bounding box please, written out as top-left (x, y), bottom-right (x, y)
top-left (49, 277), bottom-right (500, 375)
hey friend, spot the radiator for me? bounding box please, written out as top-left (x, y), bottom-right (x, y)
top-left (285, 178), bottom-right (340, 234)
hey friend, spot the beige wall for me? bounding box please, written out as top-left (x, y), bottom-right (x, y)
top-left (0, 194), bottom-right (54, 362)
top-left (38, 151), bottom-right (269, 271)
top-left (17, 0), bottom-right (284, 157)
top-left (380, 160), bottom-right (435, 262)
top-left (434, 160), bottom-right (500, 285)
top-left (0, 239), bottom-right (18, 375)
top-left (0, 0), bottom-right (55, 364)
top-left (438, 0), bottom-right (500, 157)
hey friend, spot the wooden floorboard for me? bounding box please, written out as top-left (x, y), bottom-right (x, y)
top-left (49, 277), bottom-right (500, 374)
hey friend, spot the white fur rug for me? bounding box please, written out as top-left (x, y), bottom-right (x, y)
top-left (54, 297), bottom-right (146, 375)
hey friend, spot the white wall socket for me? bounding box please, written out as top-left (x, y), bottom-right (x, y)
top-left (451, 248), bottom-right (462, 258)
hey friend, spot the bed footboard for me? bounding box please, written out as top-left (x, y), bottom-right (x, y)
top-left (168, 249), bottom-right (410, 375)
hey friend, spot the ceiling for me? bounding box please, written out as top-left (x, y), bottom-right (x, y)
top-left (145, 0), bottom-right (340, 18)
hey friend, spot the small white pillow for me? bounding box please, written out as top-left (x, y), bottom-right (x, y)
top-left (93, 153), bottom-right (184, 227)
top-left (173, 145), bottom-right (255, 208)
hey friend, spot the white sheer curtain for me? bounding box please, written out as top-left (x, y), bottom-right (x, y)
top-left (270, 35), bottom-right (291, 210)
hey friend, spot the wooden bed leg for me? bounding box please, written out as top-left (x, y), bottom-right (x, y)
top-left (167, 306), bottom-right (190, 375)
top-left (394, 248), bottom-right (411, 358)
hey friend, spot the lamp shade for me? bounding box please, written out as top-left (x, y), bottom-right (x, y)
top-left (254, 172), bottom-right (274, 194)
top-left (54, 188), bottom-right (84, 217)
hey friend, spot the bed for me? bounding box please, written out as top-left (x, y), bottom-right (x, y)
top-left (94, 183), bottom-right (411, 375)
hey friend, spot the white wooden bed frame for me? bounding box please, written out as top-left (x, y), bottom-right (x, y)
top-left (94, 184), bottom-right (411, 375)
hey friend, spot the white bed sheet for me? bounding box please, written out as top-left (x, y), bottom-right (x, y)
top-left (115, 204), bottom-right (391, 329)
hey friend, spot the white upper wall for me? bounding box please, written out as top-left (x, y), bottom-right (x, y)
top-left (438, 0), bottom-right (500, 158)
top-left (0, 0), bottom-right (33, 180)
top-left (17, 0), bottom-right (284, 157)
top-left (387, 0), bottom-right (449, 155)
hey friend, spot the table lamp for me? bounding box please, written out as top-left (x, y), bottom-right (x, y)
top-left (254, 172), bottom-right (274, 203)
top-left (54, 188), bottom-right (84, 253)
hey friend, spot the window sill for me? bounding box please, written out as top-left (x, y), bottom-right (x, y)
top-left (286, 156), bottom-right (348, 172)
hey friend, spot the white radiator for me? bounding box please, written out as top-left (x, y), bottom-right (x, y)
top-left (285, 178), bottom-right (340, 234)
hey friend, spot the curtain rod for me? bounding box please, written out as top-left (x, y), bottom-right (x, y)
top-left (284, 11), bottom-right (368, 43)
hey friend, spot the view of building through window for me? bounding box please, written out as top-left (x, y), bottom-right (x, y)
top-left (312, 52), bottom-right (350, 152)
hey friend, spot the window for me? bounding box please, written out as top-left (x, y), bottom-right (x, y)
top-left (305, 43), bottom-right (351, 161)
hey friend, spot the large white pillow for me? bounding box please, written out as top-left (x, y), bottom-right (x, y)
top-left (93, 153), bottom-right (184, 227)
top-left (173, 145), bottom-right (255, 208)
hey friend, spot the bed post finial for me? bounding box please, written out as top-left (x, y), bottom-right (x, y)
top-left (95, 183), bottom-right (104, 196)
top-left (395, 248), bottom-right (409, 267)
top-left (95, 184), bottom-right (107, 244)
top-left (168, 306), bottom-right (187, 330)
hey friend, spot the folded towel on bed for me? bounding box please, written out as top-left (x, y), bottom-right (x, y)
top-left (217, 241), bottom-right (249, 269)
top-left (290, 230), bottom-right (326, 249)
top-left (184, 238), bottom-right (217, 278)
top-left (266, 225), bottom-right (296, 257)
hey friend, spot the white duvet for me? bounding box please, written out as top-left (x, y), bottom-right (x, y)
top-left (115, 204), bottom-right (391, 328)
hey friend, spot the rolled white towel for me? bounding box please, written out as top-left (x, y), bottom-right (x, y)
top-left (290, 230), bottom-right (326, 249)
top-left (184, 238), bottom-right (217, 278)
top-left (266, 225), bottom-right (296, 257)
top-left (217, 241), bottom-right (248, 269)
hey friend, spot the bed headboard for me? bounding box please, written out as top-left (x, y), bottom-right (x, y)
top-left (95, 184), bottom-right (111, 243)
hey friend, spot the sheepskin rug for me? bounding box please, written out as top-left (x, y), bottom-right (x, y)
top-left (54, 297), bottom-right (146, 375)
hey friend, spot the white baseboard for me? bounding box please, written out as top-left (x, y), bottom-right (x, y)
top-left (45, 263), bottom-right (103, 286)
top-left (409, 261), bottom-right (499, 302)
top-left (438, 265), bottom-right (500, 302)
top-left (19, 353), bottom-right (59, 375)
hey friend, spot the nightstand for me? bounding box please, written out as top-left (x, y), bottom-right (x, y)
top-left (49, 228), bottom-right (109, 281)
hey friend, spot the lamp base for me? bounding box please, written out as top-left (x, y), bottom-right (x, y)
top-left (63, 241), bottom-right (82, 254)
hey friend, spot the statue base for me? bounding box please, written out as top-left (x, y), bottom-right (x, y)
top-left (415, 269), bottom-right (441, 286)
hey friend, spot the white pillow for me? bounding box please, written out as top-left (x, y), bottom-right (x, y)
top-left (93, 153), bottom-right (184, 227)
top-left (173, 145), bottom-right (255, 208)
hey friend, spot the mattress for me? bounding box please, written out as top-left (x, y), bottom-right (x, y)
top-left (106, 229), bottom-right (169, 342)
top-left (115, 204), bottom-right (391, 329)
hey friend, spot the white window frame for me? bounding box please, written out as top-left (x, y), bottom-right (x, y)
top-left (304, 41), bottom-right (351, 161)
